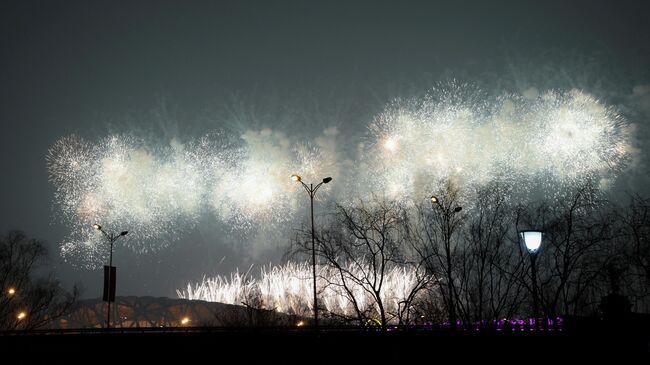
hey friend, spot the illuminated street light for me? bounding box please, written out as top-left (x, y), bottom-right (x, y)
top-left (520, 230), bottom-right (543, 321)
top-left (296, 320), bottom-right (305, 327)
top-left (181, 317), bottom-right (190, 325)
top-left (291, 174), bottom-right (332, 330)
top-left (93, 223), bottom-right (129, 329)
top-left (7, 287), bottom-right (16, 295)
top-left (17, 311), bottom-right (26, 320)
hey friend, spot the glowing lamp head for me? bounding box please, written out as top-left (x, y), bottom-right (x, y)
top-left (296, 320), bottom-right (305, 327)
top-left (291, 174), bottom-right (302, 182)
top-left (520, 230), bottom-right (543, 253)
top-left (322, 177), bottom-right (332, 184)
top-left (181, 317), bottom-right (190, 325)
top-left (17, 311), bottom-right (26, 320)
top-left (8, 288), bottom-right (16, 295)
top-left (93, 224), bottom-right (102, 231)
top-left (430, 196), bottom-right (439, 204)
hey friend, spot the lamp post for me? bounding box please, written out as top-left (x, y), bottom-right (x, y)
top-left (520, 230), bottom-right (542, 321)
top-left (430, 195), bottom-right (462, 330)
top-left (93, 224), bottom-right (128, 329)
top-left (291, 174), bottom-right (332, 329)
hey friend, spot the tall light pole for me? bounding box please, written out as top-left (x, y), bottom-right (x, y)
top-left (430, 195), bottom-right (462, 330)
top-left (291, 174), bottom-right (332, 329)
top-left (520, 230), bottom-right (543, 321)
top-left (93, 224), bottom-right (128, 329)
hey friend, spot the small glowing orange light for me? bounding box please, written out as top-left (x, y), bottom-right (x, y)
top-left (296, 320), bottom-right (305, 327)
top-left (291, 174), bottom-right (301, 182)
top-left (17, 312), bottom-right (26, 320)
top-left (8, 288), bottom-right (16, 295)
top-left (181, 317), bottom-right (190, 325)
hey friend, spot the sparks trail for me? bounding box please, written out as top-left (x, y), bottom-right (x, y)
top-left (177, 261), bottom-right (429, 322)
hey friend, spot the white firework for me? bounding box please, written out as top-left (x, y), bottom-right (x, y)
top-left (177, 261), bottom-right (430, 323)
top-left (48, 85), bottom-right (631, 267)
top-left (360, 86), bottom-right (630, 206)
top-left (48, 130), bottom-right (339, 267)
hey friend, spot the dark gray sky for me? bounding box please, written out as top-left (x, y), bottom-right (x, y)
top-left (1, 0), bottom-right (649, 298)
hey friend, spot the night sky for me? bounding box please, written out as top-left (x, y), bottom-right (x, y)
top-left (1, 0), bottom-right (649, 298)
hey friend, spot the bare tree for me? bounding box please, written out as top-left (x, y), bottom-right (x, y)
top-left (414, 180), bottom-right (465, 329)
top-left (613, 194), bottom-right (650, 312)
top-left (292, 198), bottom-right (430, 329)
top-left (516, 183), bottom-right (615, 318)
top-left (0, 230), bottom-right (78, 330)
top-left (456, 183), bottom-right (526, 324)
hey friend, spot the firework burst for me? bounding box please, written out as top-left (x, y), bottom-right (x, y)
top-left (48, 85), bottom-right (631, 266)
top-left (360, 86), bottom-right (630, 206)
top-left (47, 130), bottom-right (338, 267)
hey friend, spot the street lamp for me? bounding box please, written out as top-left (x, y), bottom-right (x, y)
top-left (291, 174), bottom-right (332, 329)
top-left (520, 230), bottom-right (543, 321)
top-left (93, 223), bottom-right (128, 329)
top-left (430, 195), bottom-right (462, 330)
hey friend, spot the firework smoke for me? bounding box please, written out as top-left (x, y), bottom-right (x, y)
top-left (48, 85), bottom-right (631, 267)
top-left (361, 86), bottom-right (630, 205)
top-left (47, 130), bottom-right (339, 267)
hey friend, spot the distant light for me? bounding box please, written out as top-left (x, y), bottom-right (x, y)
top-left (291, 174), bottom-right (302, 182)
top-left (93, 224), bottom-right (102, 231)
top-left (322, 177), bottom-right (332, 184)
top-left (17, 312), bottom-right (26, 320)
top-left (520, 231), bottom-right (543, 252)
top-left (383, 136), bottom-right (399, 152)
top-left (430, 196), bottom-right (439, 204)
top-left (181, 317), bottom-right (190, 325)
top-left (296, 320), bottom-right (305, 327)
top-left (8, 288), bottom-right (15, 295)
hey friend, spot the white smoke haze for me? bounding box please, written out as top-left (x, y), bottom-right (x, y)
top-left (48, 84), bottom-right (632, 268)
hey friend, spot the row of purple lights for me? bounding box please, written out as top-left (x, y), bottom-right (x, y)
top-left (385, 317), bottom-right (564, 332)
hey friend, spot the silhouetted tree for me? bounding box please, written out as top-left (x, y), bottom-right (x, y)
top-left (288, 182), bottom-right (650, 327)
top-left (456, 183), bottom-right (525, 323)
top-left (414, 180), bottom-right (466, 329)
top-left (516, 183), bottom-right (614, 318)
top-left (613, 194), bottom-right (650, 312)
top-left (0, 230), bottom-right (78, 330)
top-left (293, 198), bottom-right (430, 329)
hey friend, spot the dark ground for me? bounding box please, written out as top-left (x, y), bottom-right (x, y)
top-left (2, 319), bottom-right (649, 364)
